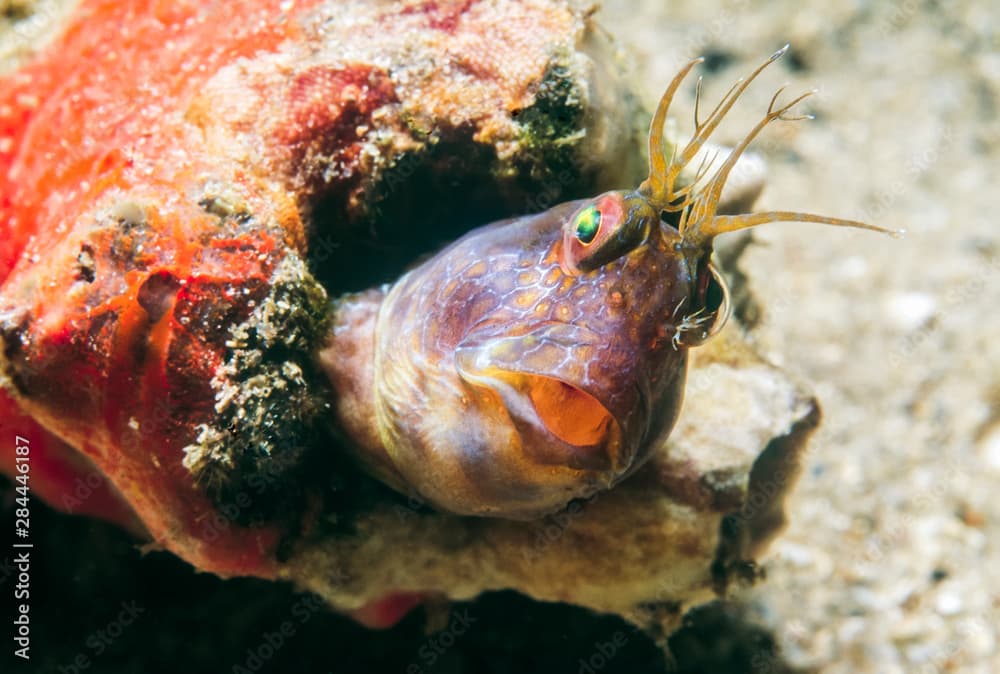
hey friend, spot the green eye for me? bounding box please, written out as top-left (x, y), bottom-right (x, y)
top-left (574, 206), bottom-right (601, 245)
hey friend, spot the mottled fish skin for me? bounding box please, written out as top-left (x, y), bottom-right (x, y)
top-left (324, 195), bottom-right (695, 519)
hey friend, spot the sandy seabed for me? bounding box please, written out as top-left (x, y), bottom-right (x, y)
top-left (600, 0), bottom-right (999, 671)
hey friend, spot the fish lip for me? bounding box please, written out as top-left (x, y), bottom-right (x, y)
top-left (454, 320), bottom-right (640, 473)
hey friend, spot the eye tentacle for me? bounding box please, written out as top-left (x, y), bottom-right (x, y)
top-left (633, 48), bottom-right (902, 248)
top-left (682, 85), bottom-right (902, 244)
top-left (704, 211), bottom-right (904, 238)
top-left (683, 87), bottom-right (814, 237)
top-left (693, 76), bottom-right (704, 129)
top-left (688, 147), bottom-right (721, 196)
top-left (639, 57), bottom-right (704, 204)
top-left (643, 45), bottom-right (791, 214)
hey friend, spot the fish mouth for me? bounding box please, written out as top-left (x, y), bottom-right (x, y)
top-left (526, 375), bottom-right (613, 448)
top-left (519, 373), bottom-right (620, 471)
top-left (455, 322), bottom-right (626, 473)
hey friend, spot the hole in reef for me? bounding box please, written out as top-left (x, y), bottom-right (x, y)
top-left (306, 135), bottom-right (518, 294)
top-left (305, 125), bottom-right (593, 295)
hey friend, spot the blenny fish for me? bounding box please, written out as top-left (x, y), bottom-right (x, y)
top-left (320, 47), bottom-right (891, 520)
top-left (0, 0), bottom-right (889, 589)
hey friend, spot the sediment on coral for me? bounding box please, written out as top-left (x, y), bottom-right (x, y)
top-left (181, 254), bottom-right (330, 505)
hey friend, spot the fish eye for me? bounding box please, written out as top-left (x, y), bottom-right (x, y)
top-left (573, 205), bottom-right (601, 245)
top-left (561, 192), bottom-right (646, 275)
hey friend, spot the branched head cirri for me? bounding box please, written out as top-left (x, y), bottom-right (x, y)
top-left (324, 46), bottom-right (895, 519)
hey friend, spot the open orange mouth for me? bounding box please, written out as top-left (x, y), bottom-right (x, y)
top-left (527, 376), bottom-right (614, 448)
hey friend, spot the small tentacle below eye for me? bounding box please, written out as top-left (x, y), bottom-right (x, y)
top-left (672, 261), bottom-right (731, 349)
